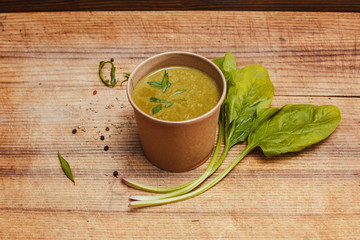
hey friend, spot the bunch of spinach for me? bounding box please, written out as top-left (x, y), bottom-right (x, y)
top-left (122, 52), bottom-right (341, 208)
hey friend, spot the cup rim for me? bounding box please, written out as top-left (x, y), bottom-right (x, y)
top-left (126, 51), bottom-right (226, 126)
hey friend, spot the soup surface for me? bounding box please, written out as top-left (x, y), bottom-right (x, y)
top-left (132, 66), bottom-right (220, 121)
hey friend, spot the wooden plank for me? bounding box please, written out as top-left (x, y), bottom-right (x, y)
top-left (0, 12), bottom-right (359, 97)
top-left (1, 0), bottom-right (360, 13)
top-left (0, 11), bottom-right (359, 239)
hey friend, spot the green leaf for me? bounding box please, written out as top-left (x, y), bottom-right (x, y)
top-left (147, 81), bottom-right (162, 88)
top-left (165, 102), bottom-right (174, 108)
top-left (152, 104), bottom-right (162, 114)
top-left (171, 89), bottom-right (186, 96)
top-left (213, 51), bottom-right (237, 83)
top-left (248, 104), bottom-right (341, 157)
top-left (223, 64), bottom-right (275, 147)
top-left (58, 152), bottom-right (75, 184)
top-left (161, 70), bottom-right (171, 93)
top-left (99, 60), bottom-right (117, 87)
top-left (149, 97), bottom-right (171, 103)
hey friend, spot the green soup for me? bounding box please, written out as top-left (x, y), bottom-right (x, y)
top-left (132, 66), bottom-right (220, 121)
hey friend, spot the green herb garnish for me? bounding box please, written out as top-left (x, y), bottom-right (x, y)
top-left (165, 102), bottom-right (174, 108)
top-left (99, 60), bottom-right (117, 87)
top-left (147, 81), bottom-right (162, 88)
top-left (161, 70), bottom-right (171, 93)
top-left (171, 89), bottom-right (186, 96)
top-left (149, 97), bottom-right (171, 103)
top-left (147, 71), bottom-right (171, 91)
top-left (152, 104), bottom-right (162, 114)
top-left (58, 152), bottom-right (75, 184)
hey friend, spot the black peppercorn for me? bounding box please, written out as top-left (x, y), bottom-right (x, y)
top-left (104, 146), bottom-right (109, 151)
top-left (113, 171), bottom-right (118, 177)
top-left (100, 136), bottom-right (105, 140)
top-left (72, 129), bottom-right (77, 134)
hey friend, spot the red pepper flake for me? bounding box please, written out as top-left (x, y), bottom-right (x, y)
top-left (93, 90), bottom-right (97, 95)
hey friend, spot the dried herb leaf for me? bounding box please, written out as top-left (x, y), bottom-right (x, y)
top-left (152, 104), bottom-right (162, 114)
top-left (58, 152), bottom-right (75, 184)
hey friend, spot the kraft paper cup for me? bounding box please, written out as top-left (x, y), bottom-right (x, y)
top-left (126, 51), bottom-right (226, 172)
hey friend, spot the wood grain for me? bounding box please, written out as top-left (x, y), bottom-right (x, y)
top-left (0, 11), bottom-right (359, 239)
top-left (1, 0), bottom-right (360, 12)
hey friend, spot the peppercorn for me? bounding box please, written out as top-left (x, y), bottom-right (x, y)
top-left (104, 146), bottom-right (109, 151)
top-left (72, 129), bottom-right (77, 134)
top-left (100, 136), bottom-right (105, 140)
top-left (110, 58), bottom-right (114, 62)
top-left (105, 127), bottom-right (109, 131)
top-left (113, 171), bottom-right (118, 177)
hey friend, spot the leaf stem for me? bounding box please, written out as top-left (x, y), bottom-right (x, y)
top-left (129, 144), bottom-right (256, 208)
top-left (130, 144), bottom-right (230, 201)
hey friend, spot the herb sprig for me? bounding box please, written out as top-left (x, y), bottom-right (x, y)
top-left (99, 61), bottom-right (117, 87)
top-left (99, 59), bottom-right (129, 87)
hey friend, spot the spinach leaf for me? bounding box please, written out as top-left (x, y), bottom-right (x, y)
top-left (152, 104), bottom-right (162, 114)
top-left (58, 152), bottom-right (75, 184)
top-left (213, 51), bottom-right (237, 83)
top-left (161, 70), bottom-right (171, 93)
top-left (248, 104), bottom-right (342, 157)
top-left (223, 64), bottom-right (274, 147)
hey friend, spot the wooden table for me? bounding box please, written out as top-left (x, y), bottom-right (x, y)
top-left (0, 11), bottom-right (359, 239)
